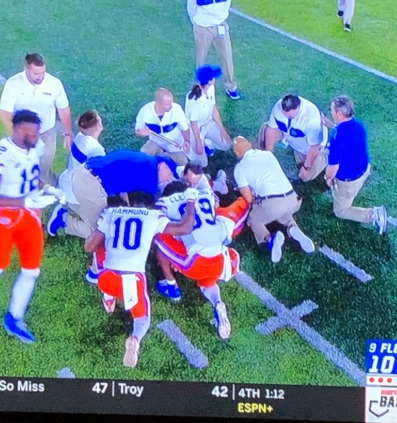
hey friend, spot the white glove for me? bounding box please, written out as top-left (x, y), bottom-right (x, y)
top-left (44, 186), bottom-right (67, 205)
top-left (184, 187), bottom-right (199, 203)
top-left (24, 192), bottom-right (58, 209)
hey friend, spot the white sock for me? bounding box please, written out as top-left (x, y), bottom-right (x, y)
top-left (9, 268), bottom-right (40, 320)
top-left (200, 284), bottom-right (222, 307)
top-left (132, 316), bottom-right (150, 342)
top-left (166, 279), bottom-right (176, 285)
top-left (103, 293), bottom-right (114, 301)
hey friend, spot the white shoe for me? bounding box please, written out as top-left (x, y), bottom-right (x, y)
top-left (123, 336), bottom-right (140, 368)
top-left (213, 169), bottom-right (228, 195)
top-left (214, 302), bottom-right (231, 341)
top-left (269, 231), bottom-right (285, 263)
top-left (373, 206), bottom-right (388, 235)
top-left (288, 225), bottom-right (315, 253)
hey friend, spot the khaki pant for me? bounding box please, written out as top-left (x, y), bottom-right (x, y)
top-left (248, 193), bottom-right (302, 244)
top-left (333, 165), bottom-right (373, 223)
top-left (338, 0), bottom-right (355, 25)
top-left (65, 165), bottom-right (108, 239)
top-left (294, 149), bottom-right (328, 182)
top-left (188, 121), bottom-right (231, 167)
top-left (140, 140), bottom-right (188, 166)
top-left (194, 22), bottom-right (237, 92)
top-left (40, 126), bottom-right (58, 186)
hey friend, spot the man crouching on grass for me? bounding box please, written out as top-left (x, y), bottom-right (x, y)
top-left (84, 189), bottom-right (197, 368)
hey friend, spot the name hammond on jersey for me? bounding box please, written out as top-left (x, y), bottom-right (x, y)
top-left (0, 379), bottom-right (45, 392)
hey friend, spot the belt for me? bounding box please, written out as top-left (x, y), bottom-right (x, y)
top-left (84, 163), bottom-right (100, 180)
top-left (338, 171), bottom-right (366, 182)
top-left (255, 189), bottom-right (294, 203)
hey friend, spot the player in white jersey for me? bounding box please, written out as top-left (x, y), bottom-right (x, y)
top-left (260, 94), bottom-right (328, 182)
top-left (0, 110), bottom-right (65, 343)
top-left (155, 180), bottom-right (250, 341)
top-left (84, 188), bottom-right (198, 368)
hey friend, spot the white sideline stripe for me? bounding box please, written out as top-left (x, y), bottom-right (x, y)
top-left (157, 319), bottom-right (209, 369)
top-left (230, 8), bottom-right (397, 85)
top-left (235, 271), bottom-right (366, 386)
top-left (388, 217), bottom-right (397, 228)
top-left (319, 245), bottom-right (373, 283)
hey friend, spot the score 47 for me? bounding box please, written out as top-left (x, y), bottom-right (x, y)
top-left (92, 382), bottom-right (109, 394)
top-left (368, 342), bottom-right (397, 374)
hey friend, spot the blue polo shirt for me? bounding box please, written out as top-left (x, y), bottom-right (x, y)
top-left (328, 118), bottom-right (370, 181)
top-left (85, 150), bottom-right (169, 196)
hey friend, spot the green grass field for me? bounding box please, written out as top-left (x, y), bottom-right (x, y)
top-left (0, 0), bottom-right (396, 386)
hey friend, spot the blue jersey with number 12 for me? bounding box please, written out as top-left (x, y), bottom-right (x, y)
top-left (97, 207), bottom-right (170, 272)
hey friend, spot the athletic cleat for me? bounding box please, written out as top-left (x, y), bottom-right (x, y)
top-left (373, 206), bottom-right (388, 235)
top-left (225, 88), bottom-right (241, 100)
top-left (102, 296), bottom-right (116, 314)
top-left (3, 312), bottom-right (36, 344)
top-left (47, 204), bottom-right (67, 236)
top-left (205, 146), bottom-right (215, 157)
top-left (86, 269), bottom-right (99, 285)
top-left (337, 10), bottom-right (344, 17)
top-left (213, 302), bottom-right (231, 341)
top-left (213, 169), bottom-right (229, 195)
top-left (156, 280), bottom-right (182, 302)
top-left (123, 336), bottom-right (140, 368)
top-left (266, 231), bottom-right (285, 263)
top-left (288, 225), bottom-right (315, 253)
top-left (344, 23), bottom-right (352, 32)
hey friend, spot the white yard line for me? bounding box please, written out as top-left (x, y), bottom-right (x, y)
top-left (230, 8), bottom-right (397, 85)
top-left (235, 272), bottom-right (366, 386)
top-left (319, 245), bottom-right (373, 283)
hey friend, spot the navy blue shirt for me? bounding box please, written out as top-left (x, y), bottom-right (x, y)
top-left (328, 118), bottom-right (370, 181)
top-left (86, 150), bottom-right (177, 197)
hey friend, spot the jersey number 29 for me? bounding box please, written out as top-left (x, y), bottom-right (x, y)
top-left (112, 217), bottom-right (143, 250)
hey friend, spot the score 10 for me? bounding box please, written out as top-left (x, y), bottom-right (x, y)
top-left (367, 340), bottom-right (397, 374)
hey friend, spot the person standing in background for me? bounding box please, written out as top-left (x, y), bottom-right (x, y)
top-left (0, 53), bottom-right (72, 185)
top-left (337, 0), bottom-right (355, 32)
top-left (186, 0), bottom-right (240, 100)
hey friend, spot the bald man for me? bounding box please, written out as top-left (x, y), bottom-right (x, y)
top-left (233, 136), bottom-right (315, 263)
top-left (135, 88), bottom-right (191, 165)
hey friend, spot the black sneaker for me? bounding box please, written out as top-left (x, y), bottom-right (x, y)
top-left (337, 10), bottom-right (344, 17)
top-left (344, 23), bottom-right (352, 32)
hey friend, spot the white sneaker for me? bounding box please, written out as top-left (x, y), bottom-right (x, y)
top-left (269, 231), bottom-right (285, 263)
top-left (213, 169), bottom-right (228, 195)
top-left (288, 225), bottom-right (315, 253)
top-left (214, 301), bottom-right (231, 341)
top-left (123, 336), bottom-right (140, 368)
top-left (373, 206), bottom-right (388, 235)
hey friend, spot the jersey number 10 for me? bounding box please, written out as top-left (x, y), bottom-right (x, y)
top-left (112, 217), bottom-right (143, 250)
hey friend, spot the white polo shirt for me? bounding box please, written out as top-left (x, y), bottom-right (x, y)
top-left (187, 0), bottom-right (231, 26)
top-left (58, 132), bottom-right (105, 204)
top-left (135, 101), bottom-right (189, 153)
top-left (185, 85), bottom-right (216, 128)
top-left (267, 96), bottom-right (327, 155)
top-left (0, 71), bottom-right (69, 133)
top-left (234, 149), bottom-right (293, 197)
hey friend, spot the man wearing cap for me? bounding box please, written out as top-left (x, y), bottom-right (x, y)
top-left (0, 53), bottom-right (72, 186)
top-left (185, 65), bottom-right (231, 167)
top-left (259, 94), bottom-right (328, 182)
top-left (323, 95), bottom-right (388, 234)
top-left (135, 88), bottom-right (190, 166)
top-left (186, 0), bottom-right (240, 100)
top-left (233, 136), bottom-right (315, 263)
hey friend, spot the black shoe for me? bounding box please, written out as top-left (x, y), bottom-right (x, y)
top-left (337, 10), bottom-right (344, 17)
top-left (344, 23), bottom-right (352, 32)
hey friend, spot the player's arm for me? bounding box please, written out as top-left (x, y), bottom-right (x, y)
top-left (84, 230), bottom-right (105, 253)
top-left (238, 186), bottom-right (254, 204)
top-left (264, 103), bottom-right (283, 151)
top-left (0, 110), bottom-right (13, 135)
top-left (190, 121), bottom-right (203, 155)
top-left (164, 202), bottom-right (195, 236)
top-left (233, 165), bottom-right (254, 204)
